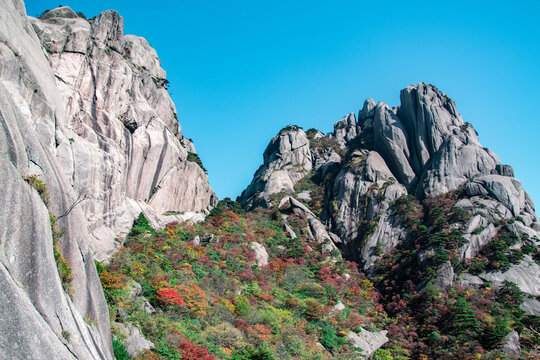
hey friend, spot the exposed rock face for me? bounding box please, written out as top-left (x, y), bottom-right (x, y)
top-left (330, 150), bottom-right (408, 271)
top-left (250, 242), bottom-right (269, 266)
top-left (479, 256), bottom-right (540, 296)
top-left (239, 126), bottom-right (312, 209)
top-left (116, 323), bottom-right (155, 357)
top-left (347, 328), bottom-right (389, 358)
top-left (0, 1), bottom-right (215, 359)
top-left (333, 112), bottom-right (357, 148)
top-left (28, 6), bottom-right (216, 259)
top-left (241, 82), bottom-right (540, 302)
top-left (502, 330), bottom-right (521, 358)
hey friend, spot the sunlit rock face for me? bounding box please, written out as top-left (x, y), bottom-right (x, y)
top-left (29, 6), bottom-right (216, 259)
top-left (238, 125), bottom-right (313, 209)
top-left (0, 2), bottom-right (216, 359)
top-left (242, 82), bottom-right (539, 289)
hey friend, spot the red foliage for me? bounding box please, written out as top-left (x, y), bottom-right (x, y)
top-left (157, 287), bottom-right (186, 306)
top-left (178, 341), bottom-right (215, 360)
top-left (234, 318), bottom-right (251, 331)
top-left (257, 293), bottom-right (274, 302)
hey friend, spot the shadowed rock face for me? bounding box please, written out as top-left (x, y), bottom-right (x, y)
top-left (241, 82), bottom-right (539, 289)
top-left (0, 1), bottom-right (215, 359)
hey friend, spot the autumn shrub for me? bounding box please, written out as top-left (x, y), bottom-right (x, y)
top-left (176, 281), bottom-right (209, 316)
top-left (304, 298), bottom-right (324, 321)
top-left (204, 322), bottom-right (246, 351)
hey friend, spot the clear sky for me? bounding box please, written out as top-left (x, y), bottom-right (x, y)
top-left (26, 0), bottom-right (540, 206)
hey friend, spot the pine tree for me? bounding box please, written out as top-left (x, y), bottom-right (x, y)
top-left (482, 317), bottom-right (510, 349)
top-left (452, 297), bottom-right (481, 340)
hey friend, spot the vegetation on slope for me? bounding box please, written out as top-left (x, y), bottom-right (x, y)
top-left (98, 200), bottom-right (396, 360)
top-left (374, 191), bottom-right (540, 359)
top-left (98, 187), bottom-right (540, 359)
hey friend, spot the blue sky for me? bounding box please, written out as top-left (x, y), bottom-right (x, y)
top-left (26, 1), bottom-right (540, 206)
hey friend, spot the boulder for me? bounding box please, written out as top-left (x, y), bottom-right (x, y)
top-left (358, 98), bottom-right (376, 123)
top-left (502, 330), bottom-right (521, 358)
top-left (492, 164), bottom-right (515, 177)
top-left (250, 242), bottom-right (269, 266)
top-left (334, 112), bottom-right (357, 148)
top-left (117, 323), bottom-right (154, 357)
top-left (347, 329), bottom-right (389, 358)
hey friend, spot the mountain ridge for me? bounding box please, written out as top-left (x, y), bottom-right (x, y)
top-left (0, 1), bottom-right (538, 359)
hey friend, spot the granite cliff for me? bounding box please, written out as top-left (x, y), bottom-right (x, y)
top-left (0, 1), bottom-right (215, 359)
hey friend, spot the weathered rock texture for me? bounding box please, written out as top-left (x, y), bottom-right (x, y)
top-left (0, 1), bottom-right (215, 359)
top-left (238, 126), bottom-right (312, 209)
top-left (347, 328), bottom-right (389, 358)
top-left (240, 82), bottom-right (540, 294)
top-left (28, 5), bottom-right (216, 259)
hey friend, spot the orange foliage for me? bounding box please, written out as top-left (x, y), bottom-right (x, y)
top-left (176, 281), bottom-right (209, 316)
top-left (99, 270), bottom-right (126, 290)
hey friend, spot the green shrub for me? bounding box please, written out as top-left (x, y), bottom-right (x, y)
top-left (373, 349), bottom-right (394, 360)
top-left (23, 174), bottom-right (49, 203)
top-left (320, 324), bottom-right (346, 350)
top-left (128, 212), bottom-right (153, 237)
top-left (187, 152), bottom-right (207, 173)
top-left (112, 338), bottom-right (133, 360)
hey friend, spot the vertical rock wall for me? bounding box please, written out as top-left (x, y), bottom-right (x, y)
top-left (0, 1), bottom-right (216, 358)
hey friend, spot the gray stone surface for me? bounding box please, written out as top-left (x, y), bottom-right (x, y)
top-left (434, 261), bottom-right (454, 291)
top-left (502, 330), bottom-right (521, 358)
top-left (334, 112), bottom-right (357, 148)
top-left (239, 126), bottom-right (312, 209)
top-left (492, 164), bottom-right (515, 177)
top-left (458, 273), bottom-right (485, 288)
top-left (358, 98), bottom-right (376, 123)
top-left (29, 6), bottom-right (216, 260)
top-left (373, 104), bottom-right (416, 186)
top-left (250, 242), bottom-right (269, 266)
top-left (347, 328), bottom-right (389, 359)
top-left (480, 256), bottom-right (540, 296)
top-left (330, 150), bottom-right (407, 267)
top-left (117, 323), bottom-right (154, 356)
top-left (520, 298), bottom-right (540, 316)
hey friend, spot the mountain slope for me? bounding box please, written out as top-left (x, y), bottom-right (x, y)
top-left (238, 83), bottom-right (540, 358)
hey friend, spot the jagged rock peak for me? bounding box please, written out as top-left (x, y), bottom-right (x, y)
top-left (333, 112), bottom-right (357, 148)
top-left (241, 82), bottom-right (539, 294)
top-left (239, 125), bottom-right (312, 209)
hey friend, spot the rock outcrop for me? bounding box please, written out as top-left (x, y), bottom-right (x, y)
top-left (239, 126), bottom-right (312, 209)
top-left (28, 6), bottom-right (216, 259)
top-left (347, 328), bottom-right (389, 358)
top-left (0, 1), bottom-right (215, 359)
top-left (240, 82), bottom-right (540, 297)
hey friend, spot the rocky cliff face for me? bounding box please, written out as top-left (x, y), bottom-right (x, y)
top-left (29, 6), bottom-right (217, 259)
top-left (0, 1), bottom-right (215, 359)
top-left (240, 82), bottom-right (540, 299)
top-left (238, 125), bottom-right (312, 209)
